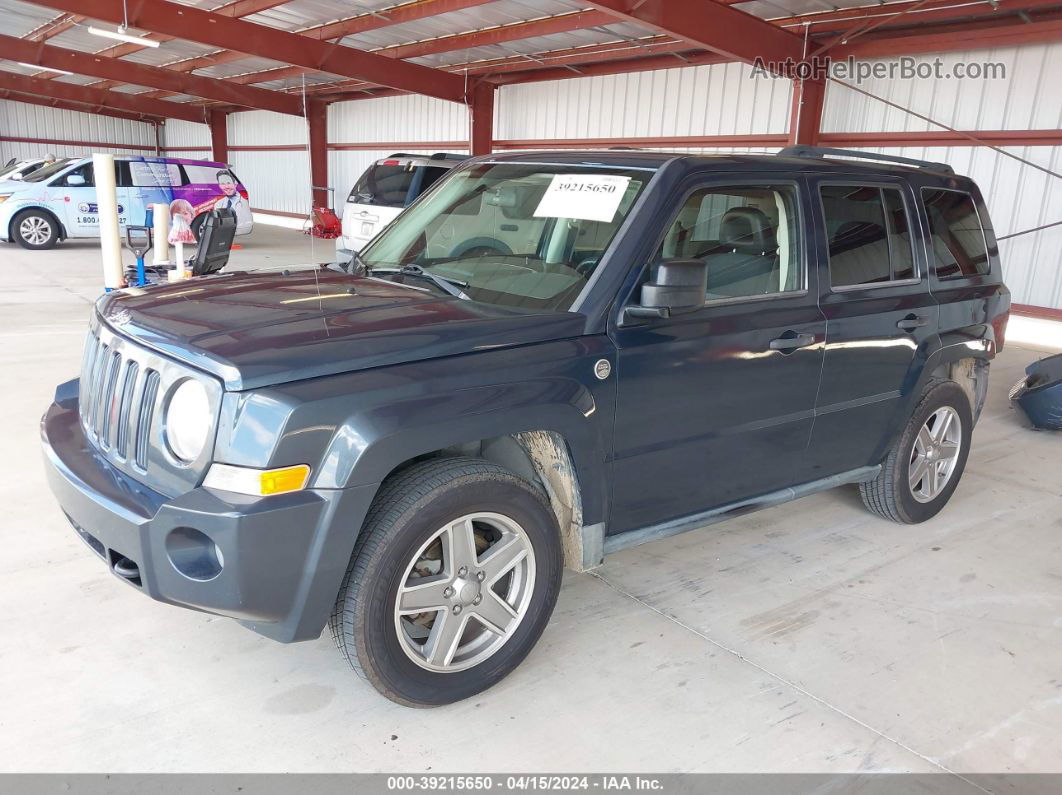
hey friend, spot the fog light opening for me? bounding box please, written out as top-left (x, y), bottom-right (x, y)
top-left (166, 527), bottom-right (223, 581)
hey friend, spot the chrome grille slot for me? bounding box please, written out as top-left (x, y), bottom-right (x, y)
top-left (97, 350), bottom-right (122, 449)
top-left (115, 361), bottom-right (139, 459)
top-left (76, 318), bottom-right (222, 497)
top-left (135, 370), bottom-right (160, 471)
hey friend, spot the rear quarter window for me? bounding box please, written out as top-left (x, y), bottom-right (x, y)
top-left (921, 188), bottom-right (990, 278)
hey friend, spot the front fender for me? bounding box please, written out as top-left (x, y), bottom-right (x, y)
top-left (214, 337), bottom-right (616, 526)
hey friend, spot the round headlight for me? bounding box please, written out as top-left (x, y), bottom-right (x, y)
top-left (165, 379), bottom-right (211, 462)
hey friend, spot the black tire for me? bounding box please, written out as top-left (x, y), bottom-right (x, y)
top-left (190, 214), bottom-right (205, 243)
top-left (860, 380), bottom-right (973, 523)
top-left (330, 457), bottom-right (562, 707)
top-left (12, 209), bottom-right (59, 250)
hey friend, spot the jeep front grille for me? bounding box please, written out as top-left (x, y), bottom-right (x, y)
top-left (77, 317), bottom-right (223, 496)
top-left (79, 332), bottom-right (158, 471)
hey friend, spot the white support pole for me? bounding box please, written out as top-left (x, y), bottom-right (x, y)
top-left (152, 202), bottom-right (171, 267)
top-left (93, 153), bottom-right (124, 290)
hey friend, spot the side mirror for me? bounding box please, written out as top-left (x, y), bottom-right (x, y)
top-left (10, 173), bottom-right (23, 181)
top-left (625, 258), bottom-right (708, 321)
top-left (66, 174), bottom-right (86, 186)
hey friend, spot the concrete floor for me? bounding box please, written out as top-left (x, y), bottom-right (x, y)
top-left (1, 224), bottom-right (1059, 775)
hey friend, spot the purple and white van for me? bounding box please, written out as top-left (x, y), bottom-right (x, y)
top-left (0, 156), bottom-right (252, 250)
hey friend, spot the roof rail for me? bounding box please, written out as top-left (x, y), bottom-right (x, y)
top-left (778, 145), bottom-right (954, 175)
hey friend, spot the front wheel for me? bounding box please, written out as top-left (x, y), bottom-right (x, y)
top-left (860, 380), bottom-right (973, 523)
top-left (13, 210), bottom-right (59, 250)
top-left (330, 457), bottom-right (562, 707)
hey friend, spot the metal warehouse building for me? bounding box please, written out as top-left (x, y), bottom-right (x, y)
top-left (1, 0), bottom-right (1061, 783)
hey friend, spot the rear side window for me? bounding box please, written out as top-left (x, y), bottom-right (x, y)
top-left (349, 163), bottom-right (449, 207)
top-left (129, 160), bottom-right (183, 187)
top-left (921, 189), bottom-right (990, 278)
top-left (820, 185), bottom-right (916, 288)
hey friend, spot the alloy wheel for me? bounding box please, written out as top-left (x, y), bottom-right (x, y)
top-left (909, 406), bottom-right (962, 503)
top-left (394, 512), bottom-right (536, 673)
top-left (19, 216), bottom-right (51, 246)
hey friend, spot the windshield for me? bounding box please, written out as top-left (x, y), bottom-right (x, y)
top-left (359, 162), bottom-right (648, 311)
top-left (23, 159), bottom-right (74, 183)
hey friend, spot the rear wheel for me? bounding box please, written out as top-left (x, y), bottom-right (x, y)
top-left (860, 380), bottom-right (973, 523)
top-left (330, 457), bottom-right (562, 707)
top-left (13, 209), bottom-right (59, 250)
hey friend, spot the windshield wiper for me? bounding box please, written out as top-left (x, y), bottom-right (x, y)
top-left (371, 265), bottom-right (470, 300)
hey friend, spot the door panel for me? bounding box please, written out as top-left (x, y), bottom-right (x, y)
top-left (608, 177), bottom-right (825, 535)
top-left (804, 178), bottom-right (937, 479)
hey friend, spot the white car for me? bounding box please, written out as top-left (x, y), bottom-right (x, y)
top-left (337, 153), bottom-right (467, 262)
top-left (0, 155), bottom-right (252, 250)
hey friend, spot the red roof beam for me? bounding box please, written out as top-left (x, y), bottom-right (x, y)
top-left (25, 0), bottom-right (468, 103)
top-left (0, 33), bottom-right (304, 114)
top-left (836, 15), bottom-right (1062, 56)
top-left (91, 0), bottom-right (496, 92)
top-left (0, 89), bottom-right (158, 122)
top-left (0, 71), bottom-right (206, 122)
top-left (584, 0), bottom-right (805, 72)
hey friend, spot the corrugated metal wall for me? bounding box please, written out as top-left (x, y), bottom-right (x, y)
top-left (328, 95), bottom-right (469, 205)
top-left (161, 119), bottom-right (212, 160)
top-left (7, 40), bottom-right (1053, 307)
top-left (228, 110), bottom-right (311, 216)
top-left (0, 100), bottom-right (156, 162)
top-left (496, 62), bottom-right (793, 142)
top-left (488, 50), bottom-right (1061, 310)
top-left (820, 45), bottom-right (1062, 310)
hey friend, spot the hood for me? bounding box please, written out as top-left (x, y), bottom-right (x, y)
top-left (97, 269), bottom-right (586, 390)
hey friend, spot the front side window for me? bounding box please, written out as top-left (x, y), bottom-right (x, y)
top-left (657, 184), bottom-right (802, 300)
top-left (821, 184), bottom-right (916, 287)
top-left (922, 189), bottom-right (990, 279)
top-left (23, 159), bottom-right (75, 183)
top-left (360, 163), bottom-right (648, 311)
top-left (56, 163), bottom-right (95, 188)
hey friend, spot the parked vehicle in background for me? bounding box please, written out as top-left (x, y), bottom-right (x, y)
top-left (337, 152), bottom-right (467, 261)
top-left (0, 156), bottom-right (252, 250)
top-left (42, 147), bottom-right (1009, 707)
top-left (0, 156), bottom-right (67, 183)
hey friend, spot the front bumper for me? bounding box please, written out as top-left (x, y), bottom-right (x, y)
top-left (41, 382), bottom-right (378, 642)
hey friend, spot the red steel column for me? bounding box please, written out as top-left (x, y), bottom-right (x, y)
top-left (307, 100), bottom-right (330, 209)
top-left (787, 77), bottom-right (826, 147)
top-left (209, 108), bottom-right (229, 163)
top-left (469, 82), bottom-right (495, 156)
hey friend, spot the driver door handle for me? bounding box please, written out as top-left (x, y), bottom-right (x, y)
top-left (896, 314), bottom-right (929, 331)
top-left (769, 332), bottom-right (815, 351)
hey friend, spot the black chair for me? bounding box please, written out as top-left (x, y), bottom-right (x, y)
top-left (190, 208), bottom-right (237, 276)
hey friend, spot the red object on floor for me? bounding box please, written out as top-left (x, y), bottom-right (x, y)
top-left (305, 206), bottom-right (342, 239)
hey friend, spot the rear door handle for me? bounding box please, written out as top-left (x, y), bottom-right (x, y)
top-left (769, 332), bottom-right (816, 351)
top-left (897, 314), bottom-right (929, 331)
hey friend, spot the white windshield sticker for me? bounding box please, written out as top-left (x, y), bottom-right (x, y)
top-left (533, 174), bottom-right (632, 223)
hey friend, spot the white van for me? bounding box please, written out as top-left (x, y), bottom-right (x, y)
top-left (337, 153), bottom-right (466, 262)
top-left (0, 155), bottom-right (252, 250)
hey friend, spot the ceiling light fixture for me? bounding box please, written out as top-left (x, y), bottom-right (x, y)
top-left (17, 62), bottom-right (73, 75)
top-left (87, 26), bottom-right (160, 48)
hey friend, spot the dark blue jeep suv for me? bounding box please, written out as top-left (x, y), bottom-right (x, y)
top-left (42, 147), bottom-right (1010, 706)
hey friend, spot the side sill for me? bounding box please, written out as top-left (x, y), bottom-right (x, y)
top-left (601, 465), bottom-right (881, 557)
